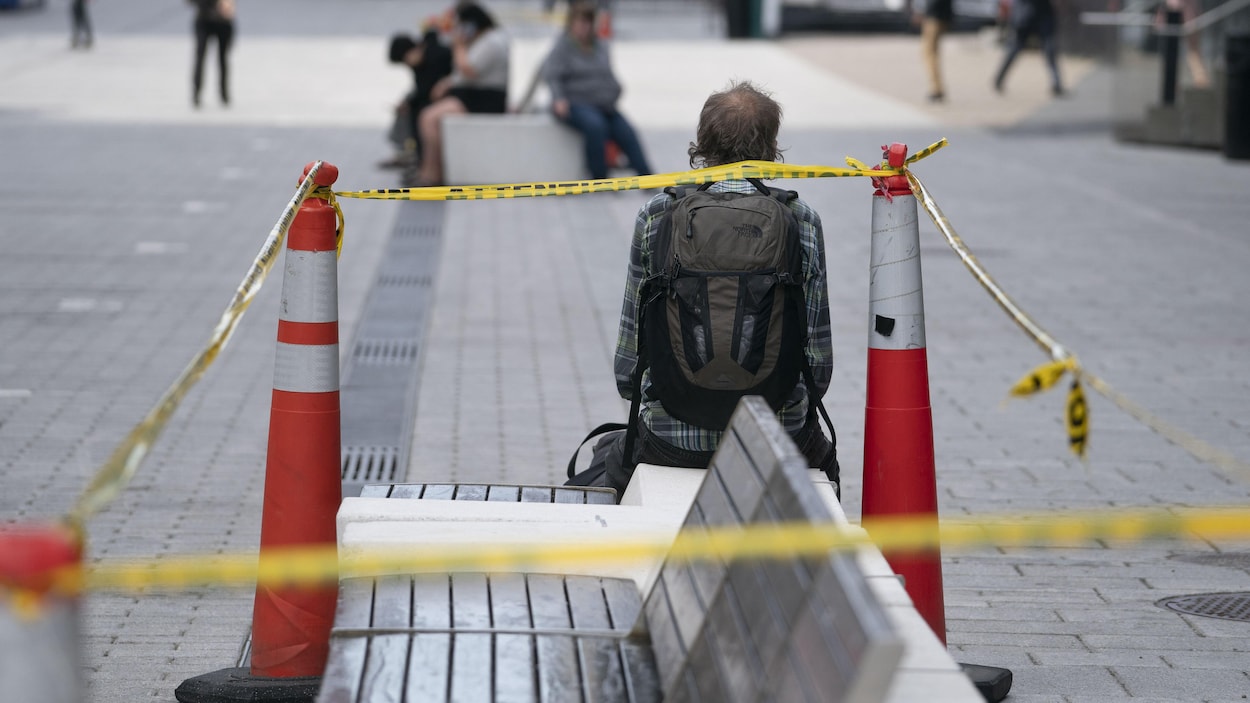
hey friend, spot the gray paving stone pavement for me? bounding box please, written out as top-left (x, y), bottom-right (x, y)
top-left (3, 1), bottom-right (1250, 701)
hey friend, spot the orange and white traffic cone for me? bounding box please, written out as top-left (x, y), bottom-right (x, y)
top-left (0, 523), bottom-right (83, 703)
top-left (177, 163), bottom-right (342, 702)
top-left (249, 162), bottom-right (343, 679)
top-left (861, 143), bottom-right (945, 641)
top-left (861, 143), bottom-right (1013, 703)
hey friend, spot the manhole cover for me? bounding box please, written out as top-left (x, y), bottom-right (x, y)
top-left (1157, 592), bottom-right (1250, 622)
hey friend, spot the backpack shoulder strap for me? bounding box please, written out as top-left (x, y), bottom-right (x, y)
top-left (566, 422), bottom-right (628, 479)
top-left (765, 184), bottom-right (799, 205)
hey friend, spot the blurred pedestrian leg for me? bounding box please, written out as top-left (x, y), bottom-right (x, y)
top-left (190, 0), bottom-right (236, 107)
top-left (918, 0), bottom-right (952, 101)
top-left (70, 0), bottom-right (92, 50)
top-left (993, 0), bottom-right (1062, 96)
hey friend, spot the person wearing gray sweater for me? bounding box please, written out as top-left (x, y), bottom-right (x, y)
top-left (543, 1), bottom-right (651, 180)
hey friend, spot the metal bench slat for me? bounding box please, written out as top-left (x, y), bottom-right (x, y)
top-left (656, 563), bottom-right (705, 653)
top-left (407, 576), bottom-right (452, 703)
top-left (565, 577), bottom-right (629, 702)
top-left (682, 626), bottom-right (731, 703)
top-left (641, 576), bottom-right (685, 697)
top-left (771, 649), bottom-right (818, 703)
top-left (423, 484), bottom-right (456, 500)
top-left (706, 430), bottom-right (766, 521)
top-left (450, 573), bottom-right (494, 701)
top-left (359, 576), bottom-right (413, 703)
top-left (490, 573), bottom-right (539, 702)
top-left (729, 560), bottom-right (795, 676)
top-left (599, 579), bottom-right (659, 703)
top-left (702, 579), bottom-right (765, 702)
top-left (389, 483), bottom-right (425, 499)
top-left (681, 508), bottom-right (726, 610)
top-left (786, 596), bottom-right (854, 702)
top-left (317, 578), bottom-right (373, 703)
top-left (487, 485), bottom-right (521, 502)
top-left (522, 486), bottom-right (554, 503)
top-left (528, 575), bottom-right (584, 703)
top-left (456, 484), bottom-right (489, 501)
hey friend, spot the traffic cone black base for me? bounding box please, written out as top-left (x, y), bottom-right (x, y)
top-left (174, 667), bottom-right (319, 703)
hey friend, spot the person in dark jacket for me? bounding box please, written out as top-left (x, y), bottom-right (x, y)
top-left (542, 1), bottom-right (651, 180)
top-left (70, 0), bottom-right (93, 50)
top-left (189, 0), bottom-right (236, 107)
top-left (993, 0), bottom-right (1064, 96)
top-left (385, 29), bottom-right (454, 168)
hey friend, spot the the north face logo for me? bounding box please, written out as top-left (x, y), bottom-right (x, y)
top-left (733, 224), bottom-right (764, 239)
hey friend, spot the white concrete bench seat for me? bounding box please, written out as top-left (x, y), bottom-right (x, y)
top-left (441, 113), bottom-right (586, 186)
top-left (323, 397), bottom-right (981, 702)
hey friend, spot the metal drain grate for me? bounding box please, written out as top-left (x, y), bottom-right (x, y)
top-left (1157, 592), bottom-right (1250, 622)
top-left (342, 445), bottom-right (400, 484)
top-left (377, 273), bottom-right (432, 288)
top-left (394, 223), bottom-right (441, 239)
top-left (353, 338), bottom-right (420, 364)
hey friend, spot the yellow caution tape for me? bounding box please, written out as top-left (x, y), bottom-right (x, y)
top-left (908, 171), bottom-right (1250, 475)
top-left (69, 506), bottom-right (1250, 593)
top-left (1067, 379), bottom-right (1089, 456)
top-left (1010, 359), bottom-right (1073, 396)
top-left (1082, 370), bottom-right (1250, 478)
top-left (310, 185), bottom-right (346, 258)
top-left (66, 163), bottom-right (331, 528)
top-left (330, 141), bottom-right (950, 202)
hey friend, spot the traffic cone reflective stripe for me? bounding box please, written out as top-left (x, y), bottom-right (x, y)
top-left (861, 145), bottom-right (947, 644)
top-left (250, 163), bottom-right (342, 679)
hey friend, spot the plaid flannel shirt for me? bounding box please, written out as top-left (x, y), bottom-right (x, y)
top-left (613, 180), bottom-right (834, 452)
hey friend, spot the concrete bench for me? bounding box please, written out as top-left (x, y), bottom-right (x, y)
top-left (322, 397), bottom-right (981, 702)
top-left (442, 113), bottom-right (586, 186)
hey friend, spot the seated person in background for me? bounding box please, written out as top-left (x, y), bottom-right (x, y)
top-left (384, 26), bottom-right (453, 170)
top-left (542, 1), bottom-right (651, 180)
top-left (416, 2), bottom-right (510, 186)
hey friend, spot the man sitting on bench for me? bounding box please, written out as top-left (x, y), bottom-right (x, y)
top-left (591, 81), bottom-right (840, 499)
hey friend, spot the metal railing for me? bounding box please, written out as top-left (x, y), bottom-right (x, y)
top-left (1081, 0), bottom-right (1250, 147)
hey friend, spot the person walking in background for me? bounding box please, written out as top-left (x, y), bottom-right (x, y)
top-left (542, 1), bottom-right (651, 180)
top-left (415, 3), bottom-right (510, 186)
top-left (917, 0), bottom-right (952, 102)
top-left (70, 0), bottom-right (92, 50)
top-left (189, 0), bottom-right (236, 108)
top-left (993, 0), bottom-right (1064, 96)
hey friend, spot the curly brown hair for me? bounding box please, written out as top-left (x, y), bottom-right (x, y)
top-left (687, 81), bottom-right (784, 168)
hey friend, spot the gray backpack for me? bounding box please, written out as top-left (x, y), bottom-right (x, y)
top-left (634, 179), bottom-right (808, 430)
